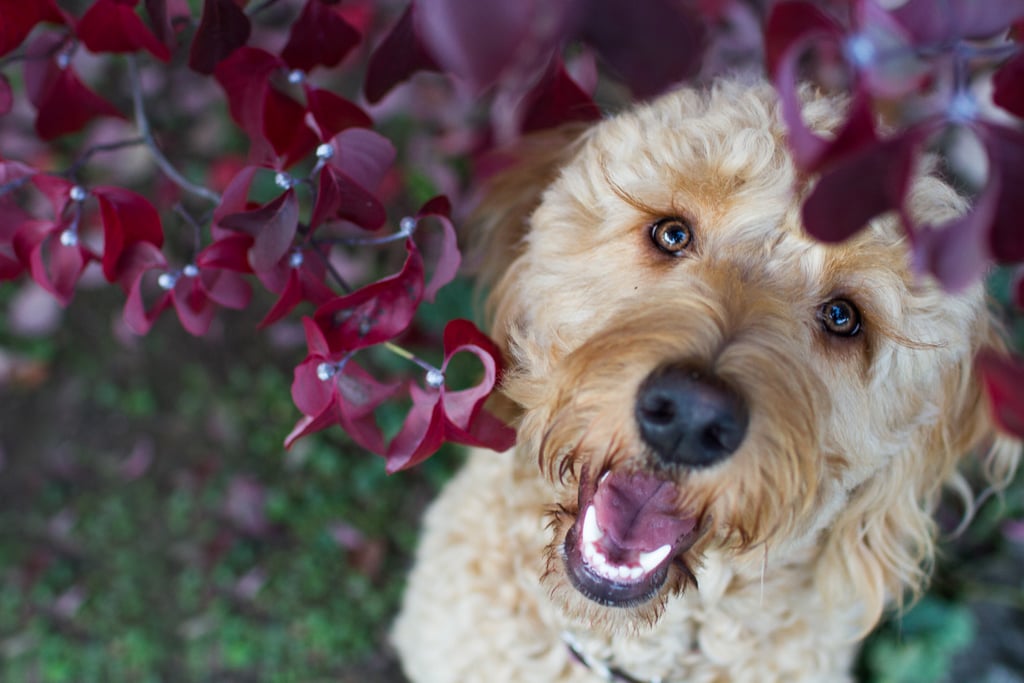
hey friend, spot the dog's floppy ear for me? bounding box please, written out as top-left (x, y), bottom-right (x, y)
top-left (818, 319), bottom-right (1022, 634)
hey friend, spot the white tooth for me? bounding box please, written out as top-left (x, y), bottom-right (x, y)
top-left (582, 505), bottom-right (603, 544)
top-left (629, 566), bottom-right (644, 580)
top-left (637, 544), bottom-right (672, 572)
top-left (598, 471), bottom-right (610, 485)
top-left (618, 566), bottom-right (631, 580)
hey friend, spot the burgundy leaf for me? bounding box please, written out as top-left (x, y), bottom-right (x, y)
top-left (335, 362), bottom-right (399, 454)
top-left (386, 318), bottom-right (514, 472)
top-left (414, 0), bottom-right (566, 93)
top-left (262, 86), bottom-right (318, 167)
top-left (977, 351), bottom-right (1024, 439)
top-left (122, 242), bottom-right (172, 334)
top-left (802, 130), bottom-right (920, 243)
top-left (328, 128), bottom-right (396, 192)
top-left (199, 268), bottom-right (251, 309)
top-left (892, 0), bottom-right (1024, 43)
top-left (93, 186), bottom-right (165, 281)
top-left (212, 165), bottom-right (259, 235)
top-left (386, 385), bottom-right (446, 472)
top-left (0, 0), bottom-right (65, 57)
top-left (196, 233), bottom-right (253, 273)
top-left (982, 123), bottom-right (1024, 264)
top-left (993, 50), bottom-right (1024, 119)
top-left (312, 165), bottom-right (386, 231)
top-left (30, 63), bottom-right (126, 141)
top-left (171, 275), bottom-right (217, 336)
top-left (580, 0), bottom-right (706, 98)
top-left (305, 87), bottom-right (372, 139)
top-left (12, 220), bottom-right (94, 306)
top-left (77, 0), bottom-right (171, 62)
top-left (520, 59), bottom-right (601, 133)
top-left (0, 73), bottom-right (12, 116)
top-left (313, 242), bottom-right (425, 352)
top-left (363, 4), bottom-right (440, 104)
top-left (415, 196), bottom-right (460, 302)
top-left (909, 173), bottom-right (997, 292)
top-left (256, 247), bottom-right (336, 328)
top-left (218, 189), bottom-right (299, 273)
top-left (765, 1), bottom-right (845, 169)
top-left (281, 0), bottom-right (361, 72)
top-left (214, 47), bottom-right (285, 160)
top-left (188, 0), bottom-right (252, 75)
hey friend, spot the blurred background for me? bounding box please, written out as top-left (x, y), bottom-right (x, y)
top-left (2, 0), bottom-right (1024, 681)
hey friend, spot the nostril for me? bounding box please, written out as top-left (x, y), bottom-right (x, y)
top-left (639, 395), bottom-right (677, 425)
top-left (635, 364), bottom-right (749, 468)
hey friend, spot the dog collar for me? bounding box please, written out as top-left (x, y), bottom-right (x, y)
top-left (561, 631), bottom-right (665, 683)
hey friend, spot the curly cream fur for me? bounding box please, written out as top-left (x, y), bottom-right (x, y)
top-left (392, 79), bottom-right (1021, 682)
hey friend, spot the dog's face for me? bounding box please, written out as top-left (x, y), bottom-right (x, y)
top-left (475, 81), bottom-right (1012, 633)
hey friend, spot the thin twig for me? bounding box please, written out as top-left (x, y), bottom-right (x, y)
top-left (127, 55), bottom-right (222, 204)
top-left (311, 246), bottom-right (353, 294)
top-left (66, 137), bottom-right (147, 178)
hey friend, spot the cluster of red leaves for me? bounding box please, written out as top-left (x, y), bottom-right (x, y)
top-left (3, 0), bottom-right (1024, 458)
top-left (765, 0), bottom-right (1024, 439)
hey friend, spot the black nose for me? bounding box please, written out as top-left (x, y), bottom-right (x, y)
top-left (635, 364), bottom-right (749, 468)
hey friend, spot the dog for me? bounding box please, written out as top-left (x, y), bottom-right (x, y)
top-left (392, 79), bottom-right (1021, 682)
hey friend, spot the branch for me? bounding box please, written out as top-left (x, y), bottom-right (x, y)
top-left (127, 56), bottom-right (222, 205)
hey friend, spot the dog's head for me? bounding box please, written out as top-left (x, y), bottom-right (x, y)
top-left (469, 80), bottom-right (1019, 633)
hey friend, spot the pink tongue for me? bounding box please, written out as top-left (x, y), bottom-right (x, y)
top-left (592, 471), bottom-right (695, 552)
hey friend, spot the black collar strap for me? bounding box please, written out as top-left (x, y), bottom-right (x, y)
top-left (561, 631), bottom-right (665, 683)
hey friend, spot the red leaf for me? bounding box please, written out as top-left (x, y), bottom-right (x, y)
top-left (414, 0), bottom-right (564, 93)
top-left (122, 242), bottom-right (171, 334)
top-left (200, 268), bottom-right (251, 309)
top-left (909, 171), bottom-right (997, 292)
top-left (0, 73), bottom-right (12, 115)
top-left (386, 319), bottom-right (514, 472)
top-left (262, 86), bottom-right (318, 167)
top-left (212, 165), bottom-right (259, 235)
top-left (188, 0), bottom-right (251, 75)
top-left (13, 220), bottom-right (94, 306)
top-left (281, 0), bottom-right (361, 73)
top-left (978, 351), bottom-right (1024, 438)
top-left (214, 47), bottom-right (285, 159)
top-left (982, 124), bottom-right (1024, 264)
top-left (765, 1), bottom-right (845, 169)
top-left (414, 196), bottom-right (460, 302)
top-left (520, 59), bottom-right (600, 133)
top-left (327, 128), bottom-right (396, 192)
top-left (892, 0), bottom-right (1024, 43)
top-left (802, 130), bottom-right (920, 243)
top-left (196, 233), bottom-right (253, 273)
top-left (313, 242), bottom-right (425, 352)
top-left (580, 0), bottom-right (706, 98)
top-left (93, 186), bottom-right (165, 281)
top-left (218, 189), bottom-right (299, 273)
top-left (171, 275), bottom-right (217, 335)
top-left (363, 4), bottom-right (439, 104)
top-left (77, 0), bottom-right (171, 61)
top-left (0, 0), bottom-right (65, 57)
top-left (256, 248), bottom-right (336, 327)
top-left (993, 50), bottom-right (1024, 119)
top-left (312, 165), bottom-right (386, 230)
top-left (29, 63), bottom-right (126, 141)
top-left (305, 87), bottom-right (372, 139)
top-left (386, 386), bottom-right (446, 472)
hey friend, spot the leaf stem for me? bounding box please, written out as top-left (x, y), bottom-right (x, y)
top-left (127, 55), bottom-right (222, 204)
top-left (383, 342), bottom-right (443, 376)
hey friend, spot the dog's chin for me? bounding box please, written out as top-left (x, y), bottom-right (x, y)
top-left (561, 468), bottom-right (701, 609)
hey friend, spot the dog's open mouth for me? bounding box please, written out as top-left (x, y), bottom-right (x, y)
top-left (563, 469), bottom-right (699, 607)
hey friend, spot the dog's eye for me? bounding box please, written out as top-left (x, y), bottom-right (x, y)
top-left (818, 299), bottom-right (862, 337)
top-left (650, 218), bottom-right (693, 256)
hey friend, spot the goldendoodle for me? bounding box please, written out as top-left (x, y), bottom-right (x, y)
top-left (393, 79), bottom-right (1021, 682)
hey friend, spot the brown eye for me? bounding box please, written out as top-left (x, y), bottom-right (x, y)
top-left (650, 217), bottom-right (693, 256)
top-left (818, 299), bottom-right (862, 337)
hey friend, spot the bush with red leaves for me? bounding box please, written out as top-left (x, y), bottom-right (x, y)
top-left (1, 0), bottom-right (1023, 468)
